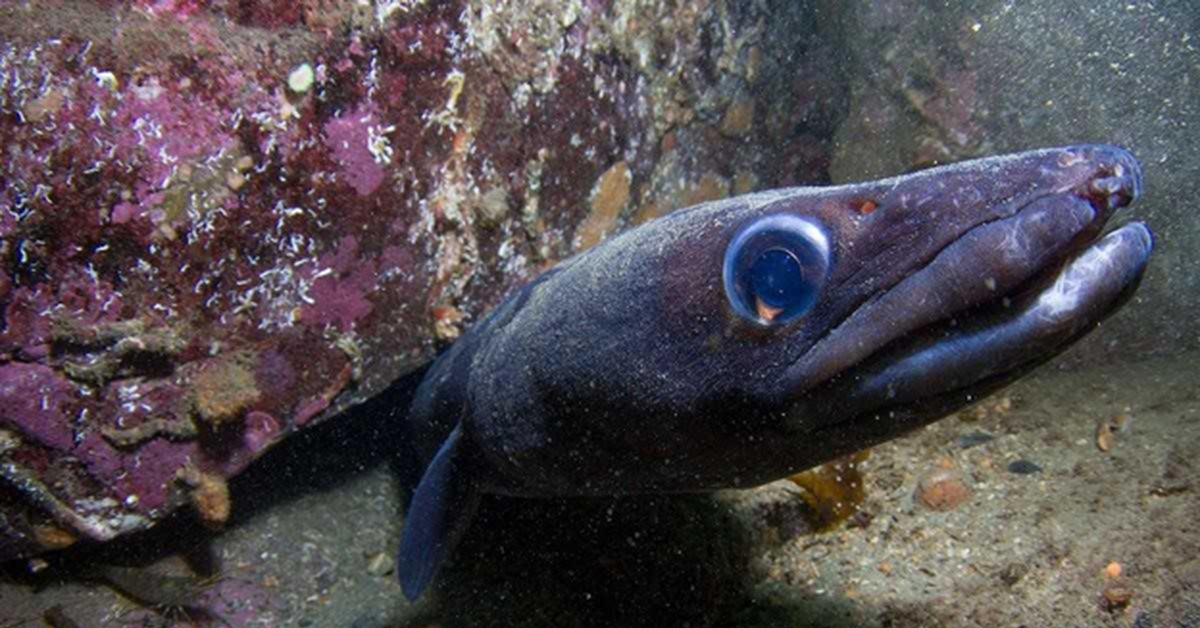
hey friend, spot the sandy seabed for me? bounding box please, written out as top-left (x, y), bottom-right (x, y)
top-left (2, 351), bottom-right (1197, 628)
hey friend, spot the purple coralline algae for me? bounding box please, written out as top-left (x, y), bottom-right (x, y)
top-left (300, 235), bottom-right (377, 331)
top-left (0, 363), bottom-right (77, 451)
top-left (323, 105), bottom-right (390, 198)
top-left (0, 0), bottom-right (852, 560)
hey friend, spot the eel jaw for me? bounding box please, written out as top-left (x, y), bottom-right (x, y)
top-left (785, 220), bottom-right (1154, 443)
top-left (777, 145), bottom-right (1145, 400)
top-left (783, 150), bottom-right (1153, 439)
top-left (836, 221), bottom-right (1154, 417)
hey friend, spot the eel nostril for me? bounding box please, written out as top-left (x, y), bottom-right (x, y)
top-left (1061, 145), bottom-right (1143, 210)
top-left (1090, 174), bottom-right (1125, 195)
top-left (1089, 174), bottom-right (1135, 210)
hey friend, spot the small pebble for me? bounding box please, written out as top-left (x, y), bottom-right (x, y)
top-left (956, 430), bottom-right (994, 449)
top-left (1096, 411), bottom-right (1133, 452)
top-left (288, 63), bottom-right (315, 93)
top-left (365, 551), bottom-right (395, 577)
top-left (1102, 576), bottom-right (1134, 611)
top-left (719, 98), bottom-right (755, 137)
top-left (225, 171), bottom-right (246, 191)
top-left (915, 469), bottom-right (971, 511)
top-left (1096, 421), bottom-right (1115, 452)
top-left (1007, 459), bottom-right (1042, 475)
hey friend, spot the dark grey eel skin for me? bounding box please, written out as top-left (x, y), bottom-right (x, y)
top-left (398, 145), bottom-right (1154, 599)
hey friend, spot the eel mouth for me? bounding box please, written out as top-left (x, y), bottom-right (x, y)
top-left (789, 146), bottom-right (1153, 433)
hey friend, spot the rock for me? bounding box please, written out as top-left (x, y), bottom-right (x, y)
top-left (1007, 460), bottom-right (1043, 475)
top-left (0, 0), bottom-right (849, 560)
top-left (915, 469), bottom-right (972, 511)
top-left (719, 98), bottom-right (755, 137)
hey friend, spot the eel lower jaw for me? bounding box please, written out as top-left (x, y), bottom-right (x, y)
top-left (792, 221), bottom-right (1154, 434)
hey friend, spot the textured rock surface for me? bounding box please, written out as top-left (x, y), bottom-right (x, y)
top-left (0, 0), bottom-right (850, 559)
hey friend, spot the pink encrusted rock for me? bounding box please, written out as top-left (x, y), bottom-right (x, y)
top-left (243, 411), bottom-right (282, 455)
top-left (74, 432), bottom-right (124, 487)
top-left (207, 410), bottom-right (284, 477)
top-left (75, 431), bottom-right (193, 514)
top-left (293, 397), bottom-right (330, 429)
top-left (300, 235), bottom-right (377, 331)
top-left (0, 363), bottom-right (77, 451)
top-left (123, 439), bottom-right (194, 512)
top-left (0, 287), bottom-right (54, 360)
top-left (0, 1), bottom-right (850, 559)
top-left (323, 104), bottom-right (390, 197)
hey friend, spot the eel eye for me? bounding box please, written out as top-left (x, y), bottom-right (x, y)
top-left (723, 215), bottom-right (831, 325)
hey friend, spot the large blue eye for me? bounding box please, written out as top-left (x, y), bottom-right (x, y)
top-left (723, 215), bottom-right (830, 325)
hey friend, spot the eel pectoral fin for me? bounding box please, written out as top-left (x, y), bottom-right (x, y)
top-left (397, 424), bottom-right (481, 601)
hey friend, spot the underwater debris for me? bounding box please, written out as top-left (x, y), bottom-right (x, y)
top-left (30, 524), bottom-right (76, 551)
top-left (1096, 409), bottom-right (1133, 453)
top-left (786, 451), bottom-right (869, 531)
top-left (956, 394), bottom-right (1013, 422)
top-left (955, 430), bottom-right (995, 449)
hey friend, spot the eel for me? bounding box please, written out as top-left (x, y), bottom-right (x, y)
top-left (398, 145), bottom-right (1154, 600)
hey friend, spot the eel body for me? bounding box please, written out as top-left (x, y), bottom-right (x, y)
top-left (398, 145), bottom-right (1154, 599)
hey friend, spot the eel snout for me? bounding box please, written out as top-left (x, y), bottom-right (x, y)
top-left (782, 145), bottom-right (1144, 396)
top-left (788, 146), bottom-right (1153, 435)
